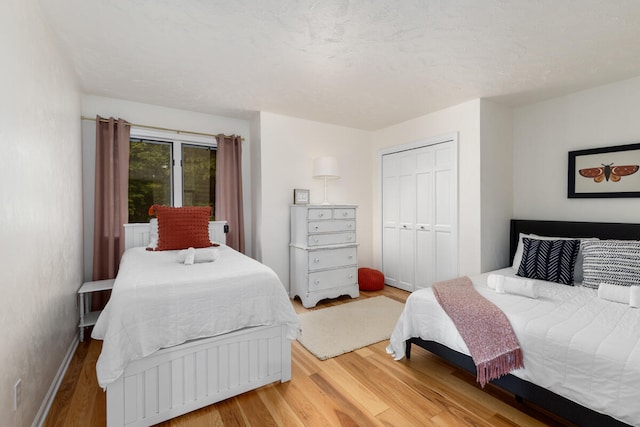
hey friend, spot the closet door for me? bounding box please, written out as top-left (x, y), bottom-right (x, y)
top-left (414, 147), bottom-right (434, 289)
top-left (381, 138), bottom-right (458, 292)
top-left (381, 154), bottom-right (400, 288)
top-left (433, 143), bottom-right (457, 282)
top-left (382, 149), bottom-right (417, 292)
top-left (397, 153), bottom-right (416, 291)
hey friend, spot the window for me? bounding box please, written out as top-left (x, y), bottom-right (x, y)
top-left (128, 128), bottom-right (217, 223)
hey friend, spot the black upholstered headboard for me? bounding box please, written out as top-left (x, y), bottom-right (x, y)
top-left (509, 219), bottom-right (640, 264)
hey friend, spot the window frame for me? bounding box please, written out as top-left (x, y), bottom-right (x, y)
top-left (129, 127), bottom-right (217, 215)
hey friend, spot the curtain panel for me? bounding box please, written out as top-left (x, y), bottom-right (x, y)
top-left (216, 134), bottom-right (245, 253)
top-left (92, 116), bottom-right (130, 308)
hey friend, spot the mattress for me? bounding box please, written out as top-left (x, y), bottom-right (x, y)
top-left (92, 245), bottom-right (300, 388)
top-left (387, 268), bottom-right (640, 426)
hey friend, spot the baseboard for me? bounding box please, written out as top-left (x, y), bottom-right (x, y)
top-left (32, 335), bottom-right (79, 427)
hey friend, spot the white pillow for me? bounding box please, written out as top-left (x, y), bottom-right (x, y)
top-left (147, 218), bottom-right (159, 249)
top-left (511, 233), bottom-right (598, 283)
top-left (511, 233), bottom-right (533, 270)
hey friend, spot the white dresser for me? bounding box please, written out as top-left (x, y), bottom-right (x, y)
top-left (290, 204), bottom-right (360, 308)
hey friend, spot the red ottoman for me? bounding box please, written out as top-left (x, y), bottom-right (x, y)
top-left (358, 268), bottom-right (384, 291)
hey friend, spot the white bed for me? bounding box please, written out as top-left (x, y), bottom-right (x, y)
top-left (387, 219), bottom-right (640, 427)
top-left (92, 221), bottom-right (300, 427)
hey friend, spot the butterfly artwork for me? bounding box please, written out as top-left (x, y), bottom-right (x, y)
top-left (579, 163), bottom-right (639, 183)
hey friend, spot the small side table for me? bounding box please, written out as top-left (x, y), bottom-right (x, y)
top-left (78, 279), bottom-right (115, 342)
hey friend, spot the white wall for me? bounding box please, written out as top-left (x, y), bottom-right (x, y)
top-left (480, 100), bottom-right (514, 270)
top-left (513, 75), bottom-right (640, 223)
top-left (257, 112), bottom-right (373, 292)
top-left (81, 95), bottom-right (252, 280)
top-left (0, 0), bottom-right (82, 425)
top-left (371, 100), bottom-right (483, 277)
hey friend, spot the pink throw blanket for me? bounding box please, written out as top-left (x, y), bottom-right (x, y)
top-left (432, 276), bottom-right (524, 387)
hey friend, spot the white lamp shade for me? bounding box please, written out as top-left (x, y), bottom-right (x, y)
top-left (313, 156), bottom-right (340, 179)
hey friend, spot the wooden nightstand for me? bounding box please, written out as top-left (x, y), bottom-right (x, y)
top-left (78, 278), bottom-right (115, 341)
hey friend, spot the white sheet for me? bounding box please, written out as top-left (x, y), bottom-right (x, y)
top-left (387, 268), bottom-right (640, 426)
top-left (92, 245), bottom-right (300, 388)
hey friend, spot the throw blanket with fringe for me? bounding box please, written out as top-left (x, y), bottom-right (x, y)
top-left (432, 276), bottom-right (524, 387)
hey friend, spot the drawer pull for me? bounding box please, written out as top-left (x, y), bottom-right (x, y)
top-left (314, 258), bottom-right (320, 263)
top-left (403, 225), bottom-right (407, 228)
top-left (420, 226), bottom-right (425, 230)
top-left (314, 238), bottom-right (319, 243)
top-left (319, 213), bottom-right (324, 217)
top-left (348, 224), bottom-right (353, 228)
top-left (314, 225), bottom-right (319, 230)
top-left (348, 274), bottom-right (353, 279)
top-left (347, 236), bottom-right (353, 240)
top-left (348, 255), bottom-right (353, 260)
top-left (343, 212), bottom-right (348, 216)
top-left (314, 280), bottom-right (320, 285)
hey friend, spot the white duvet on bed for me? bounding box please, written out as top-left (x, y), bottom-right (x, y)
top-left (92, 245), bottom-right (300, 389)
top-left (387, 268), bottom-right (640, 426)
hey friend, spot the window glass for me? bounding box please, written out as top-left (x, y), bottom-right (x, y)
top-left (128, 139), bottom-right (172, 223)
top-left (182, 144), bottom-right (216, 218)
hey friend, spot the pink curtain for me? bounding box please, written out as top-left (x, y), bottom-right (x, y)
top-left (216, 134), bottom-right (245, 253)
top-left (92, 116), bottom-right (130, 308)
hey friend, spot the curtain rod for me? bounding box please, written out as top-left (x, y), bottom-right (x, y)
top-left (80, 116), bottom-right (243, 140)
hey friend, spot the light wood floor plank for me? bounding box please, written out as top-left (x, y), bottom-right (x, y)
top-left (256, 384), bottom-right (305, 427)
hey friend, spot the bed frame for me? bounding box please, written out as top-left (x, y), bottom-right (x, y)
top-left (406, 219), bottom-right (640, 427)
top-left (104, 222), bottom-right (293, 427)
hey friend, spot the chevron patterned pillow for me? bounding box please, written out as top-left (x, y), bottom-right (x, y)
top-left (517, 238), bottom-right (580, 285)
top-left (581, 240), bottom-right (640, 289)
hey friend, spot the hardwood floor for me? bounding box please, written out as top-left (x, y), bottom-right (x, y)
top-left (44, 286), bottom-right (573, 426)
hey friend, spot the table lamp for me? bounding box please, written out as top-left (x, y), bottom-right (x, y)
top-left (313, 156), bottom-right (340, 205)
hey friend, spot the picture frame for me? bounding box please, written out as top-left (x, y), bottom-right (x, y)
top-left (568, 142), bottom-right (640, 198)
top-left (293, 188), bottom-right (310, 205)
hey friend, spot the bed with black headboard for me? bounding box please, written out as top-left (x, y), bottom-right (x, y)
top-left (388, 219), bottom-right (640, 427)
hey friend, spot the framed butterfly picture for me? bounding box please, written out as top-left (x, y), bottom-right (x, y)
top-left (568, 142), bottom-right (640, 198)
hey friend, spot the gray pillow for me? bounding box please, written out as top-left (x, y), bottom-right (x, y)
top-left (581, 240), bottom-right (640, 289)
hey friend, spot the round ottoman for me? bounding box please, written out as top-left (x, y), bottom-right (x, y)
top-left (358, 268), bottom-right (384, 291)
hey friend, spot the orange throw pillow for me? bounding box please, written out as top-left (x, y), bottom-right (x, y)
top-left (151, 205), bottom-right (212, 251)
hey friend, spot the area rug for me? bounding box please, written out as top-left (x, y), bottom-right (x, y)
top-left (297, 296), bottom-right (405, 360)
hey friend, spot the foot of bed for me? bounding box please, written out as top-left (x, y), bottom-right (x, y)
top-left (405, 340), bottom-right (412, 359)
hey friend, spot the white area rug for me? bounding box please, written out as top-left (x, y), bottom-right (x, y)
top-left (297, 296), bottom-right (405, 360)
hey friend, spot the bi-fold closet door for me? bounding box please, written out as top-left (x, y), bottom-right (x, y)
top-left (381, 136), bottom-right (458, 292)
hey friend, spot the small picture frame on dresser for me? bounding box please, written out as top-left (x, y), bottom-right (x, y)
top-left (293, 188), bottom-right (310, 205)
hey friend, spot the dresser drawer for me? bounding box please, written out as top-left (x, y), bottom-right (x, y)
top-left (308, 232), bottom-right (356, 246)
top-left (334, 208), bottom-right (356, 219)
top-left (308, 247), bottom-right (357, 271)
top-left (308, 220), bottom-right (355, 234)
top-left (308, 267), bottom-right (357, 292)
top-left (308, 208), bottom-right (332, 220)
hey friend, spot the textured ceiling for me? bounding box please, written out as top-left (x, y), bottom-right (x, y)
top-left (40, 0), bottom-right (640, 130)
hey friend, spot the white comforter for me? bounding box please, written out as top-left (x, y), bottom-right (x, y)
top-left (92, 245), bottom-right (300, 389)
top-left (387, 268), bottom-right (640, 426)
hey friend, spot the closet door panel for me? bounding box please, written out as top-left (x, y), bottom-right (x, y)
top-left (435, 230), bottom-right (456, 282)
top-left (416, 170), bottom-right (433, 228)
top-left (435, 169), bottom-right (453, 228)
top-left (382, 227), bottom-right (399, 287)
top-left (398, 227), bottom-right (415, 291)
top-left (415, 228), bottom-right (433, 290)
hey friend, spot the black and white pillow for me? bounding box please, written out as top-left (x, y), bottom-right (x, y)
top-left (517, 238), bottom-right (580, 285)
top-left (581, 240), bottom-right (640, 289)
